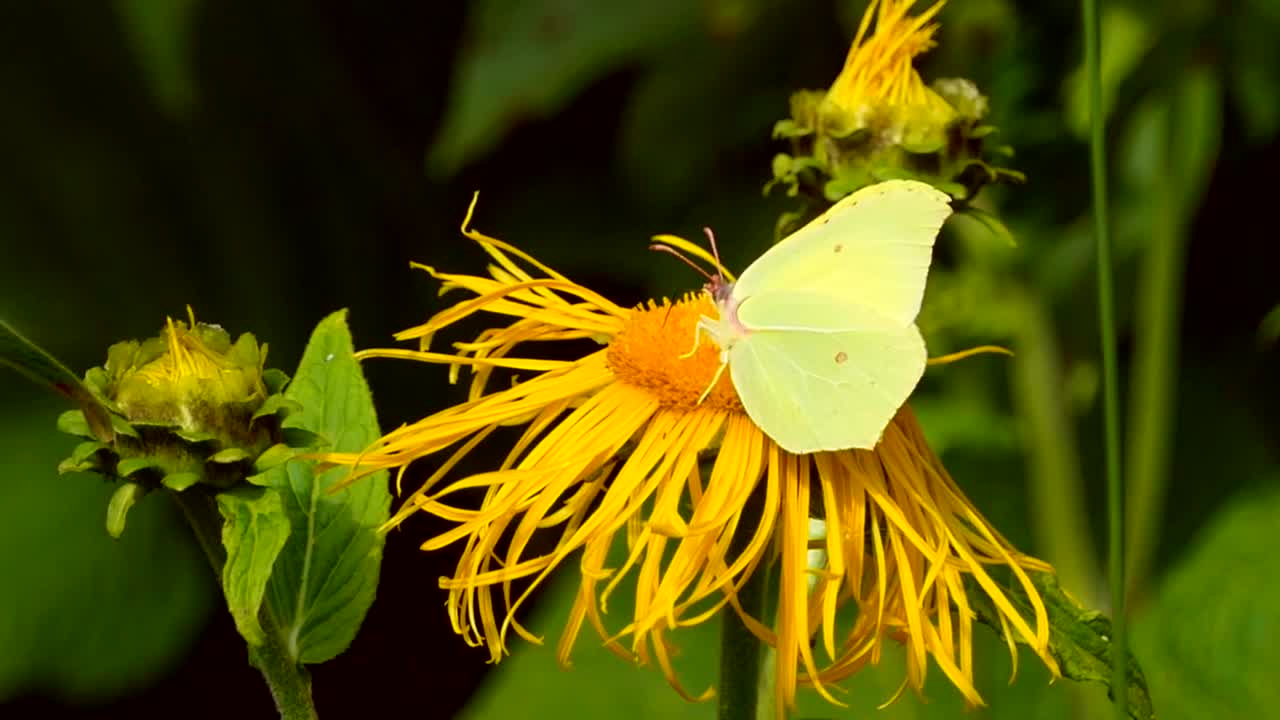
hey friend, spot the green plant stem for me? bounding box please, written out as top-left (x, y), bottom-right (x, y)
top-left (1011, 292), bottom-right (1100, 605)
top-left (1083, 0), bottom-right (1128, 717)
top-left (718, 489), bottom-right (770, 720)
top-left (1124, 124), bottom-right (1186, 607)
top-left (172, 489), bottom-right (319, 720)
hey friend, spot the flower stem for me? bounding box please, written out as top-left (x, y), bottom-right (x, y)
top-left (1011, 292), bottom-right (1100, 604)
top-left (718, 488), bottom-right (771, 720)
top-left (172, 489), bottom-right (320, 720)
top-left (1124, 119), bottom-right (1186, 606)
top-left (1082, 0), bottom-right (1128, 717)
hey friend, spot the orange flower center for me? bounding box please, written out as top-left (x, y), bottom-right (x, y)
top-left (606, 294), bottom-right (744, 413)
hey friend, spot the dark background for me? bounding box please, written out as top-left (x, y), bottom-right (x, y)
top-left (2, 0), bottom-right (1277, 718)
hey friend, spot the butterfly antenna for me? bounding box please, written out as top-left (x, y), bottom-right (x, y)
top-left (702, 227), bottom-right (725, 277)
top-left (649, 243), bottom-right (714, 282)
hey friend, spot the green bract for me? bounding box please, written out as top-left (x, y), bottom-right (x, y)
top-left (768, 77), bottom-right (1024, 238)
top-left (56, 312), bottom-right (304, 538)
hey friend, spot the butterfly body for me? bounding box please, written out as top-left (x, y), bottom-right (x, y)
top-left (692, 179), bottom-right (952, 454)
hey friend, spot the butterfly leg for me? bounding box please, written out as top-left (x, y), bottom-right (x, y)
top-left (696, 356), bottom-right (729, 405)
top-left (680, 315), bottom-right (717, 359)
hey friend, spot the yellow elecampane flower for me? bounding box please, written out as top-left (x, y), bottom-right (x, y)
top-left (821, 0), bottom-right (957, 147)
top-left (324, 197), bottom-right (1059, 715)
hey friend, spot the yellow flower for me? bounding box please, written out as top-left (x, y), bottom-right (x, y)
top-left (821, 0), bottom-right (956, 148)
top-left (326, 198), bottom-right (1059, 714)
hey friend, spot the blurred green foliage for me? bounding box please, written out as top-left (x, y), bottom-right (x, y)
top-left (1, 0), bottom-right (1278, 716)
top-left (0, 394), bottom-right (212, 701)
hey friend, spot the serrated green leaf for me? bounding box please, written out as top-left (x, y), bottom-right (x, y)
top-left (969, 571), bottom-right (1154, 719)
top-left (254, 310), bottom-right (390, 664)
top-left (106, 482), bottom-right (146, 539)
top-left (1133, 484), bottom-right (1280, 719)
top-left (208, 447), bottom-right (252, 464)
top-left (161, 472), bottom-right (201, 492)
top-left (216, 486), bottom-right (291, 646)
top-left (1, 319), bottom-right (114, 442)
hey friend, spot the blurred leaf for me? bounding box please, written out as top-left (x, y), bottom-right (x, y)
top-left (970, 572), bottom-right (1154, 719)
top-left (429, 0), bottom-right (705, 175)
top-left (250, 310), bottom-right (390, 665)
top-left (0, 395), bottom-right (211, 701)
top-left (217, 485), bottom-right (291, 647)
top-left (910, 395), bottom-right (1018, 454)
top-left (113, 0), bottom-right (200, 115)
top-left (618, 5), bottom-right (788, 208)
top-left (1063, 5), bottom-right (1153, 138)
top-left (462, 549), bottom-right (1073, 720)
top-left (457, 568), bottom-right (719, 720)
top-left (1229, 6), bottom-right (1280, 142)
top-left (1259, 304), bottom-right (1280, 346)
top-left (1166, 67), bottom-right (1222, 214)
top-left (1133, 483), bottom-right (1280, 719)
top-left (954, 206), bottom-right (1018, 247)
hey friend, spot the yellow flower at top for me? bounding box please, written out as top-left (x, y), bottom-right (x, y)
top-left (324, 197), bottom-right (1059, 715)
top-left (821, 0), bottom-right (957, 147)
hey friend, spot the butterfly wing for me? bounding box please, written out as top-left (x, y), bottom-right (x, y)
top-left (728, 301), bottom-right (926, 453)
top-left (733, 179), bottom-right (951, 326)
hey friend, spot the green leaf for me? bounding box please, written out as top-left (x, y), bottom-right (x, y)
top-left (113, 0), bottom-right (200, 116)
top-left (427, 0), bottom-right (704, 175)
top-left (58, 441), bottom-right (109, 474)
top-left (56, 410), bottom-right (93, 439)
top-left (262, 367), bottom-right (290, 394)
top-left (161, 472), bottom-right (201, 492)
top-left (216, 486), bottom-right (291, 646)
top-left (175, 428), bottom-right (218, 444)
top-left (1259, 304), bottom-right (1280, 346)
top-left (110, 414), bottom-right (140, 439)
top-left (252, 394), bottom-right (303, 422)
top-left (954, 205), bottom-right (1018, 247)
top-left (106, 482), bottom-right (147, 539)
top-left (117, 456), bottom-right (161, 478)
top-left (253, 443), bottom-right (301, 474)
top-left (969, 571), bottom-right (1154, 719)
top-left (208, 447), bottom-right (252, 464)
top-left (0, 318), bottom-right (114, 442)
top-left (1133, 484), bottom-right (1280, 719)
top-left (1166, 68), bottom-right (1222, 217)
top-left (252, 310), bottom-right (390, 664)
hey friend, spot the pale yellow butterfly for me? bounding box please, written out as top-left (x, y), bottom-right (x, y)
top-left (669, 179), bottom-right (952, 454)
